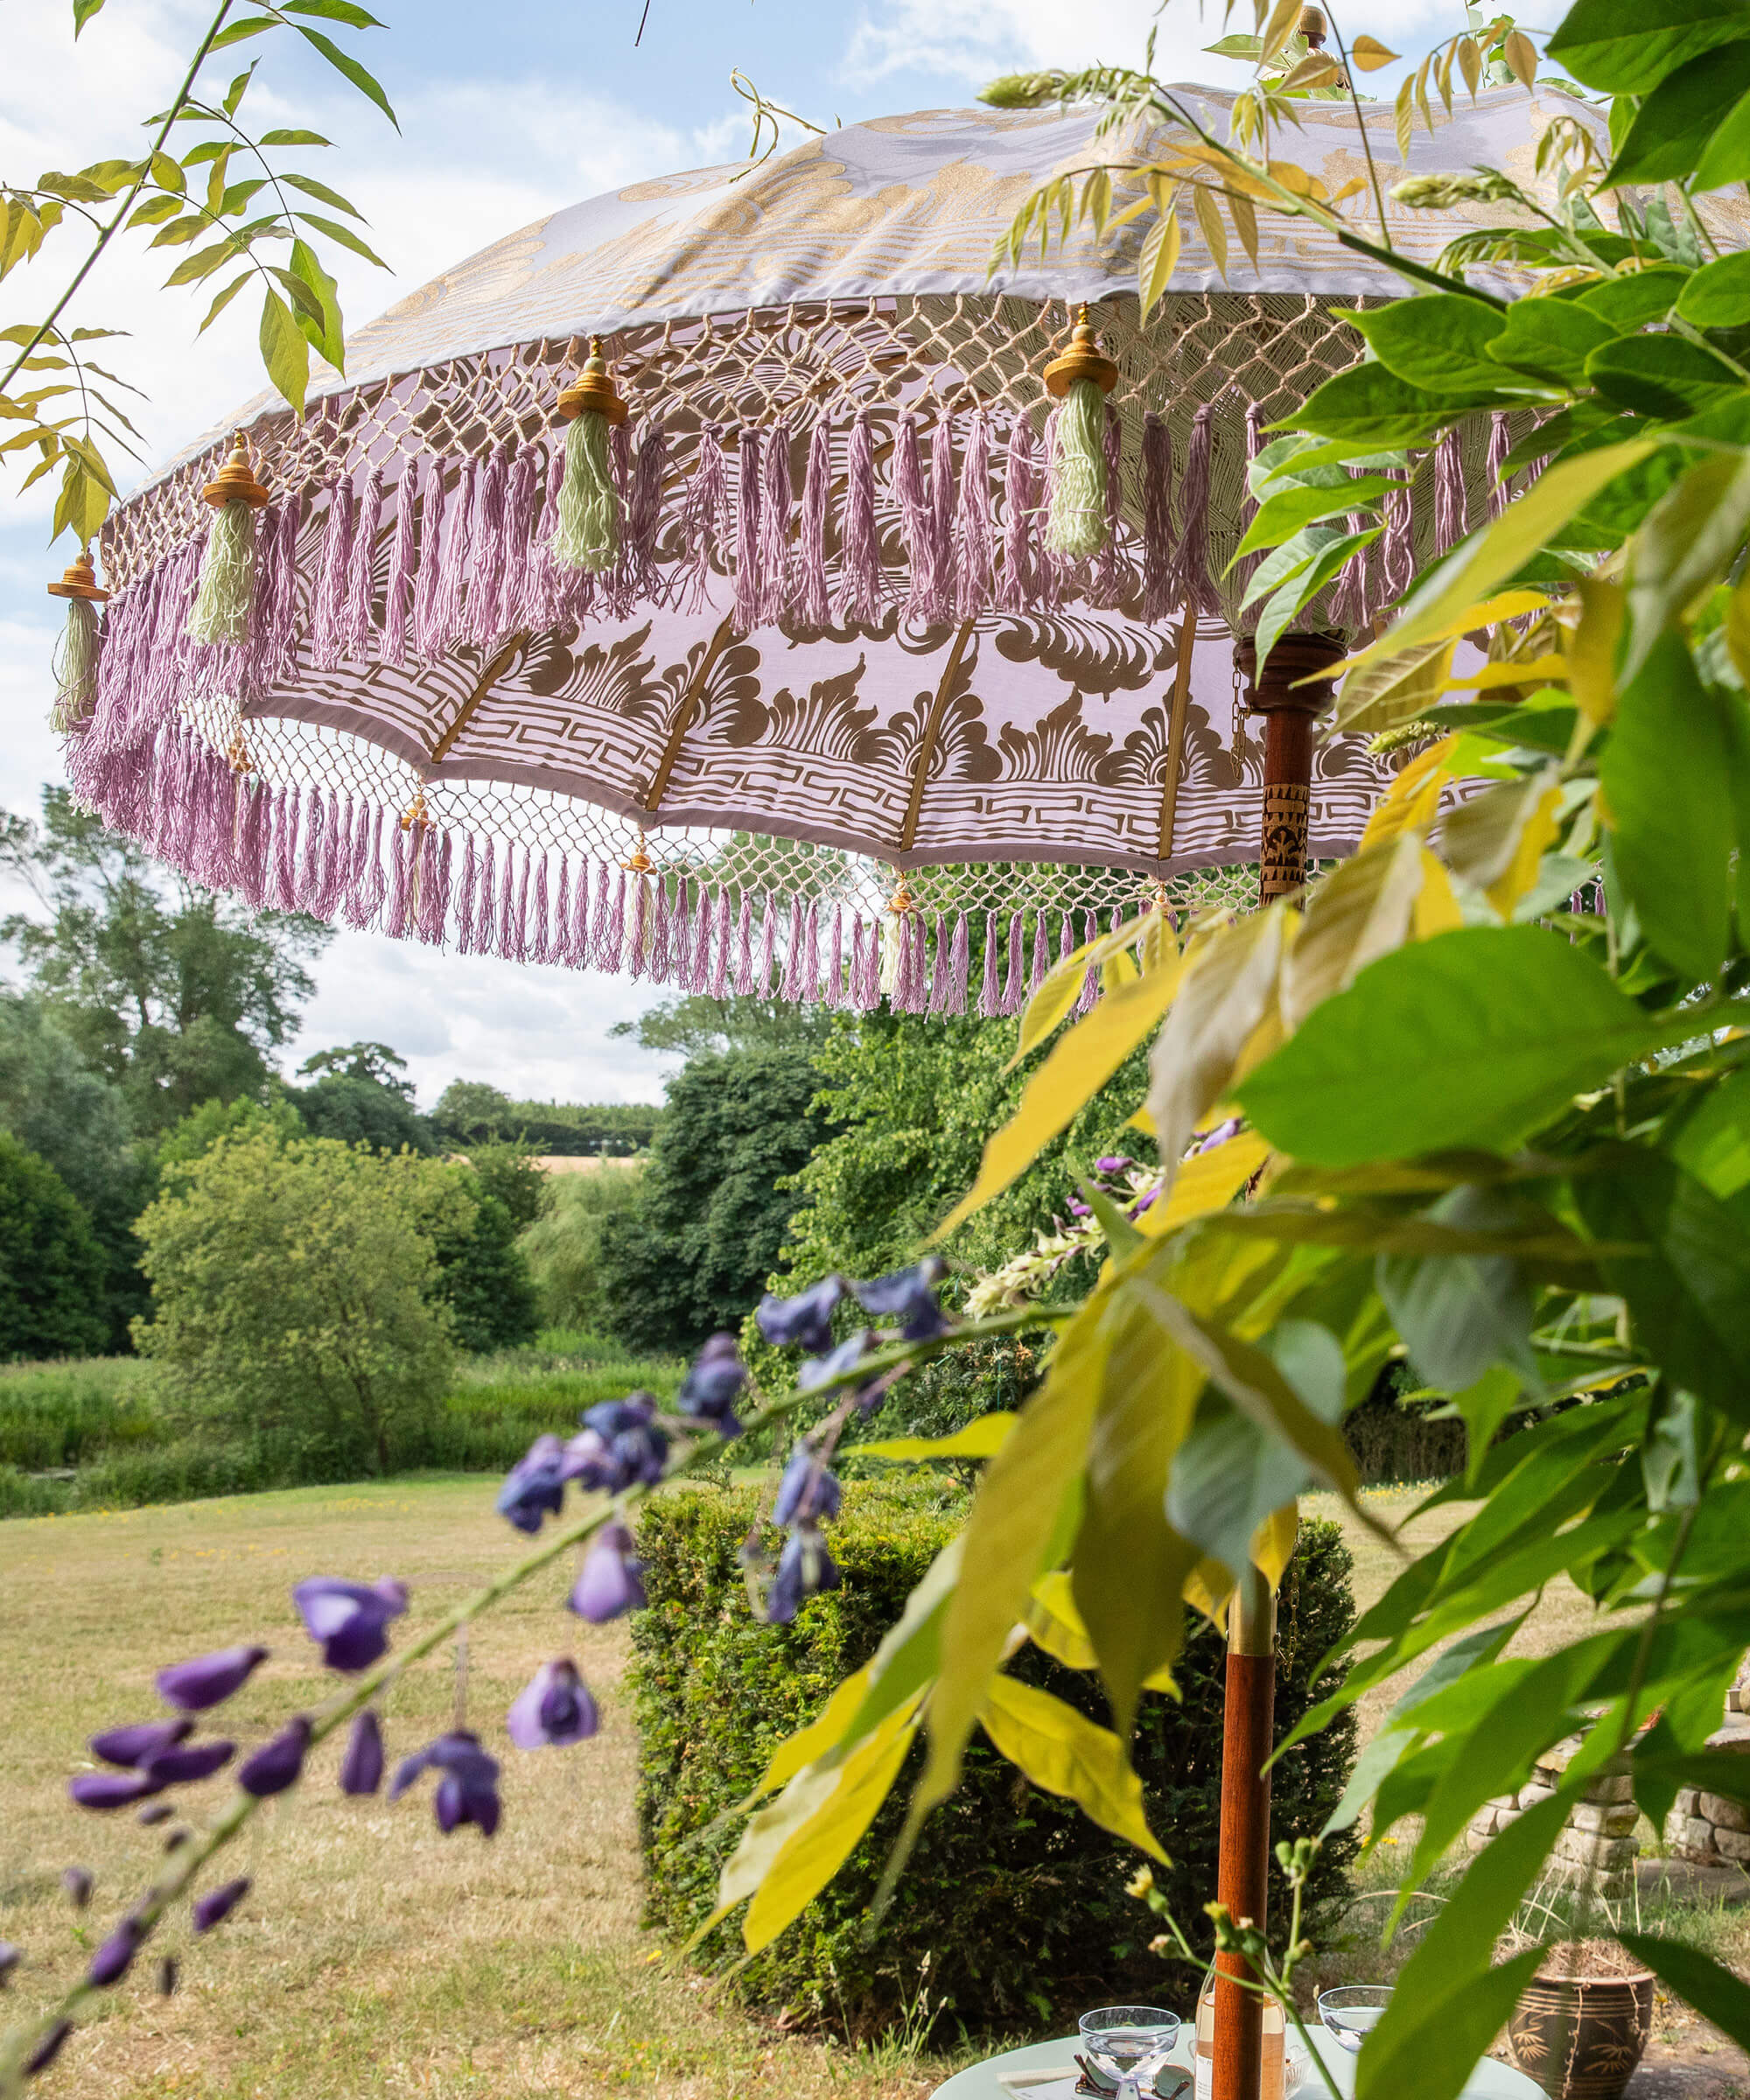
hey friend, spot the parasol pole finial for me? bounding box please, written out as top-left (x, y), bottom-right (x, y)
top-left (46, 544), bottom-right (108, 733)
top-left (552, 333), bottom-right (628, 575)
top-left (1298, 5), bottom-right (1327, 46)
top-left (1040, 304), bottom-right (1119, 562)
top-left (186, 429), bottom-right (270, 650)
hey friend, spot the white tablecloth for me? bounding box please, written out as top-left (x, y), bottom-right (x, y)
top-left (928, 2024), bottom-right (1546, 2099)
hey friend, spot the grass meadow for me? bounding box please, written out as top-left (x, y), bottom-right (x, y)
top-left (3, 1480), bottom-right (1746, 2097)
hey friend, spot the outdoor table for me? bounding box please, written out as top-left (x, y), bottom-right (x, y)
top-left (928, 2025), bottom-right (1547, 2099)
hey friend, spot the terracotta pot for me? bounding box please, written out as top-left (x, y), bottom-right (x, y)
top-left (1507, 1970), bottom-right (1655, 2100)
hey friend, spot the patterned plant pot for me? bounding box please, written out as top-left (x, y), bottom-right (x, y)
top-left (1508, 1971), bottom-right (1656, 2100)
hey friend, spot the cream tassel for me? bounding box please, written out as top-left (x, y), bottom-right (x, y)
top-left (186, 430), bottom-right (270, 645)
top-left (552, 335), bottom-right (626, 573)
top-left (1041, 305), bottom-right (1118, 560)
top-left (46, 547), bottom-right (108, 731)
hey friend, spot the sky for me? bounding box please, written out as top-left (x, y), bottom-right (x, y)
top-left (0, 0), bottom-right (1452, 1108)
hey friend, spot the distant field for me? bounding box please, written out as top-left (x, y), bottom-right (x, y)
top-left (0, 1337), bottom-right (684, 1521)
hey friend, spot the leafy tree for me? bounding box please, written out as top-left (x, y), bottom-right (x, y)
top-left (155, 1094), bottom-right (304, 1195)
top-left (298, 1042), bottom-right (415, 1098)
top-left (0, 1133), bottom-right (108, 1361)
top-left (517, 1165), bottom-right (647, 1333)
top-left (463, 1142), bottom-right (550, 1231)
top-left (432, 1082), bottom-right (661, 1157)
top-left (431, 1080), bottom-right (515, 1142)
top-left (1, 789), bottom-right (327, 1134)
top-left (133, 1130), bottom-right (465, 1476)
top-left (294, 1074), bottom-right (436, 1155)
top-left (610, 993), bottom-right (834, 1060)
top-left (428, 1178), bottom-right (542, 1354)
top-left (598, 1046), bottom-right (832, 1353)
top-left (0, 990), bottom-right (151, 1348)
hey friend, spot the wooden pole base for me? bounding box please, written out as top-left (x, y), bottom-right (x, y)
top-left (1211, 1570), bottom-right (1278, 2100)
top-left (1234, 631), bottom-right (1347, 906)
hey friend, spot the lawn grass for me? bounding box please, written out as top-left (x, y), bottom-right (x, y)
top-left (3, 1478), bottom-right (1744, 2096)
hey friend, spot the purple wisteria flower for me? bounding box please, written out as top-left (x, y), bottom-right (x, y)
top-left (339, 1711), bottom-right (384, 1796)
top-left (767, 1525), bottom-right (841, 1626)
top-left (564, 1396), bottom-right (668, 1492)
top-left (569, 1520), bottom-right (646, 1623)
top-left (772, 1445), bottom-right (843, 1528)
top-left (496, 1433), bottom-right (568, 1534)
top-left (1095, 1154), bottom-right (1133, 1175)
top-left (192, 1877), bottom-right (250, 1934)
top-left (850, 1256), bottom-right (952, 1340)
top-left (89, 1719), bottom-right (191, 1769)
top-left (24, 2019), bottom-right (72, 2075)
top-left (389, 1732), bottom-right (500, 1836)
top-left (756, 1275), bottom-right (844, 1353)
top-left (155, 1643), bottom-right (269, 1713)
top-left (0, 1942), bottom-right (19, 1984)
top-left (676, 1333), bottom-right (746, 1438)
top-left (1130, 1188), bottom-right (1158, 1216)
top-left (68, 1772), bottom-right (159, 1811)
top-left (144, 1740), bottom-right (234, 1787)
top-left (1067, 1198), bottom-right (1092, 1218)
top-left (1188, 1116), bottom-right (1243, 1157)
top-left (60, 1868), bottom-right (91, 1910)
top-left (292, 1576), bottom-right (409, 1671)
top-left (87, 1914), bottom-right (144, 1988)
top-left (506, 1659), bottom-right (598, 1748)
top-left (238, 1717), bottom-right (310, 1797)
top-left (797, 1330), bottom-right (872, 1395)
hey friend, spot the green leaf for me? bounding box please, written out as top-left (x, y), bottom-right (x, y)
top-left (1485, 300), bottom-right (1619, 389)
top-left (1252, 529), bottom-right (1379, 671)
top-left (1292, 361), bottom-right (1477, 444)
top-left (293, 23), bottom-right (399, 129)
top-left (1577, 268), bottom-right (1688, 332)
top-left (1073, 1285), bottom-right (1203, 1737)
top-left (1627, 455), bottom-right (1750, 676)
top-left (128, 195), bottom-right (183, 228)
top-left (258, 285), bottom-right (309, 415)
top-left (1599, 634), bottom-right (1733, 981)
top-left (849, 1416), bottom-right (1017, 1461)
top-left (1146, 906), bottom-right (1288, 1174)
top-left (1235, 473), bottom-right (1396, 559)
top-left (1279, 832), bottom-right (1429, 1028)
top-left (1346, 296), bottom-right (1535, 398)
top-left (286, 237), bottom-right (345, 370)
top-left (1378, 1186), bottom-right (1538, 1394)
top-left (1671, 1064), bottom-right (1750, 1198)
top-left (1240, 522), bottom-right (1348, 612)
top-left (979, 1676), bottom-right (1166, 1859)
top-left (284, 0), bottom-right (386, 24)
top-left (199, 270), bottom-right (255, 333)
top-left (280, 170), bottom-right (368, 220)
top-left (291, 211), bottom-right (388, 270)
top-left (73, 0), bottom-right (108, 35)
top-left (1696, 84), bottom-right (1750, 188)
top-left (164, 238), bottom-right (243, 288)
top-left (1235, 928), bottom-right (1696, 1166)
top-left (1606, 40), bottom-right (1750, 183)
top-left (1577, 1158), bottom-right (1750, 1423)
top-left (209, 13), bottom-right (280, 50)
top-left (1547, 0), bottom-right (1750, 92)
top-left (1676, 250), bottom-right (1750, 327)
top-left (258, 128), bottom-right (334, 147)
top-left (1586, 333), bottom-right (1745, 420)
top-left (1618, 1935), bottom-right (1750, 2049)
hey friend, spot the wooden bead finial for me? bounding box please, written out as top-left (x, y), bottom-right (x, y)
top-left (46, 546), bottom-right (108, 603)
top-left (557, 334), bottom-right (628, 426)
top-left (1298, 6), bottom-right (1327, 46)
top-left (201, 430), bottom-right (270, 510)
top-left (620, 829), bottom-right (654, 874)
top-left (1043, 304), bottom-right (1120, 399)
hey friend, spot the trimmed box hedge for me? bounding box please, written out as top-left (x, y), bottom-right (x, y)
top-left (631, 1474), bottom-right (1358, 2035)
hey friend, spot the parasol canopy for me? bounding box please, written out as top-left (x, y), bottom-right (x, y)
top-left (65, 82), bottom-right (1662, 1014)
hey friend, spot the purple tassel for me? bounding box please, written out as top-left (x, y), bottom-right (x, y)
top-left (802, 902), bottom-right (821, 1003)
top-left (1172, 401), bottom-right (1219, 617)
top-left (734, 428), bottom-right (764, 632)
top-left (732, 891), bottom-right (754, 995)
top-left (601, 868), bottom-right (626, 976)
top-left (436, 459), bottom-right (478, 652)
top-left (1001, 913), bottom-right (1025, 1016)
top-left (1090, 408), bottom-right (1130, 611)
top-left (493, 449), bottom-right (538, 640)
top-left (467, 450), bottom-right (510, 648)
top-left (828, 906), bottom-right (845, 1008)
top-left (890, 914), bottom-right (912, 1012)
top-left (474, 836), bottom-right (496, 955)
top-left (530, 852), bottom-right (551, 964)
top-left (1488, 410), bottom-right (1512, 521)
top-left (494, 841), bottom-right (516, 956)
top-left (418, 828), bottom-right (451, 946)
top-left (978, 910), bottom-right (1001, 1018)
top-left (925, 422), bottom-right (956, 625)
top-left (690, 883), bottom-right (713, 992)
top-left (1382, 481), bottom-right (1414, 603)
top-left (1059, 912), bottom-right (1075, 970)
top-left (455, 833), bottom-right (478, 954)
top-left (908, 914), bottom-right (930, 1012)
top-left (894, 417), bottom-right (932, 626)
top-left (381, 464), bottom-right (417, 668)
top-left (311, 477), bottom-right (354, 669)
top-left (512, 849), bottom-right (532, 962)
top-left (709, 886), bottom-right (731, 998)
top-left (626, 421), bottom-right (667, 600)
top-left (271, 786), bottom-right (302, 912)
top-left (1228, 402), bottom-right (1265, 610)
top-left (354, 804), bottom-right (385, 928)
top-left (860, 914), bottom-right (881, 1011)
top-left (955, 416), bottom-right (995, 620)
top-left (1028, 912), bottom-right (1050, 996)
top-left (837, 413), bottom-right (881, 626)
top-left (999, 416), bottom-right (1040, 614)
top-left (794, 420), bottom-right (832, 631)
top-left (759, 424), bottom-right (794, 627)
top-left (756, 892), bottom-right (777, 995)
top-left (668, 878), bottom-right (690, 985)
top-left (410, 460), bottom-right (446, 661)
top-left (522, 450), bottom-right (566, 632)
top-left (945, 911), bottom-right (970, 1017)
top-left (1076, 908), bottom-right (1101, 1015)
top-left (674, 424), bottom-right (730, 612)
top-left (1331, 494), bottom-right (1371, 634)
top-left (651, 877), bottom-right (673, 983)
top-left (295, 786), bottom-right (326, 906)
top-left (928, 909), bottom-right (950, 1015)
top-left (570, 856), bottom-right (593, 968)
top-left (550, 856), bottom-right (573, 965)
top-left (845, 915), bottom-right (864, 1010)
top-left (590, 864), bottom-right (612, 970)
top-left (780, 894), bottom-right (805, 1001)
top-left (315, 789), bottom-right (347, 917)
top-left (628, 876), bottom-right (650, 980)
top-left (237, 781), bottom-right (269, 909)
top-left (344, 468), bottom-right (382, 660)
top-left (385, 820), bottom-right (412, 939)
top-left (1140, 412), bottom-right (1174, 624)
top-left (1434, 427), bottom-right (1466, 554)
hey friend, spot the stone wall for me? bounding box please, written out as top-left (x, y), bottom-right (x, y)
top-left (1466, 1737), bottom-right (1637, 1901)
top-left (1663, 1712), bottom-right (1750, 1865)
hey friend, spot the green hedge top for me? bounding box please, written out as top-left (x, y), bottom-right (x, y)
top-left (631, 1474), bottom-right (1358, 2036)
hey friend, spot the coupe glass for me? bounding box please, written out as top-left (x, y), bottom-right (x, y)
top-left (1078, 2006), bottom-right (1181, 2090)
top-left (1318, 1985), bottom-right (1393, 2054)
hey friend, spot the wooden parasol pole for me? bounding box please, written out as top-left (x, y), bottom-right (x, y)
top-left (1235, 629), bottom-right (1347, 906)
top-left (1211, 1565), bottom-right (1277, 2100)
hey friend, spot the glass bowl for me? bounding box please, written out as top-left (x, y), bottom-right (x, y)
top-left (1318, 1984), bottom-right (1393, 2054)
top-left (1077, 2006), bottom-right (1182, 2091)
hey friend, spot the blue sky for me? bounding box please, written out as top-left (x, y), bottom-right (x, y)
top-left (0, 0), bottom-right (1446, 1106)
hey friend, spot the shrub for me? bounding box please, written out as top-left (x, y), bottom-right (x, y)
top-left (632, 1475), bottom-right (1357, 2035)
top-left (516, 1166), bottom-right (646, 1332)
top-left (0, 1134), bottom-right (108, 1361)
top-left (133, 1130), bottom-right (463, 1476)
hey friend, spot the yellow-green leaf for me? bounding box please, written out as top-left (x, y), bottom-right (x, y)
top-left (1011, 910), bottom-right (1152, 1068)
top-left (1351, 34), bottom-right (1399, 68)
top-left (1259, 0), bottom-right (1305, 63)
top-left (751, 1662), bottom-right (877, 1802)
top-left (1144, 906), bottom-right (1288, 1178)
top-left (935, 946), bottom-right (1186, 1238)
top-left (1193, 181), bottom-right (1229, 278)
top-left (1361, 737), bottom-right (1459, 850)
top-left (257, 285), bottom-right (309, 415)
top-left (1439, 765), bottom-right (1562, 914)
top-left (1332, 638), bottom-right (1456, 734)
top-left (1027, 1572), bottom-right (1100, 1670)
top-left (1139, 206), bottom-right (1181, 318)
top-left (1138, 1129), bottom-right (1272, 1236)
top-left (1252, 1502), bottom-right (1299, 1587)
top-left (743, 1701), bottom-right (921, 1952)
top-left (848, 1414), bottom-right (1018, 1462)
top-left (1279, 832), bottom-right (1428, 1030)
top-left (981, 1675), bottom-right (1167, 1859)
top-left (1503, 28), bottom-right (1537, 86)
top-left (1566, 578), bottom-right (1623, 726)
